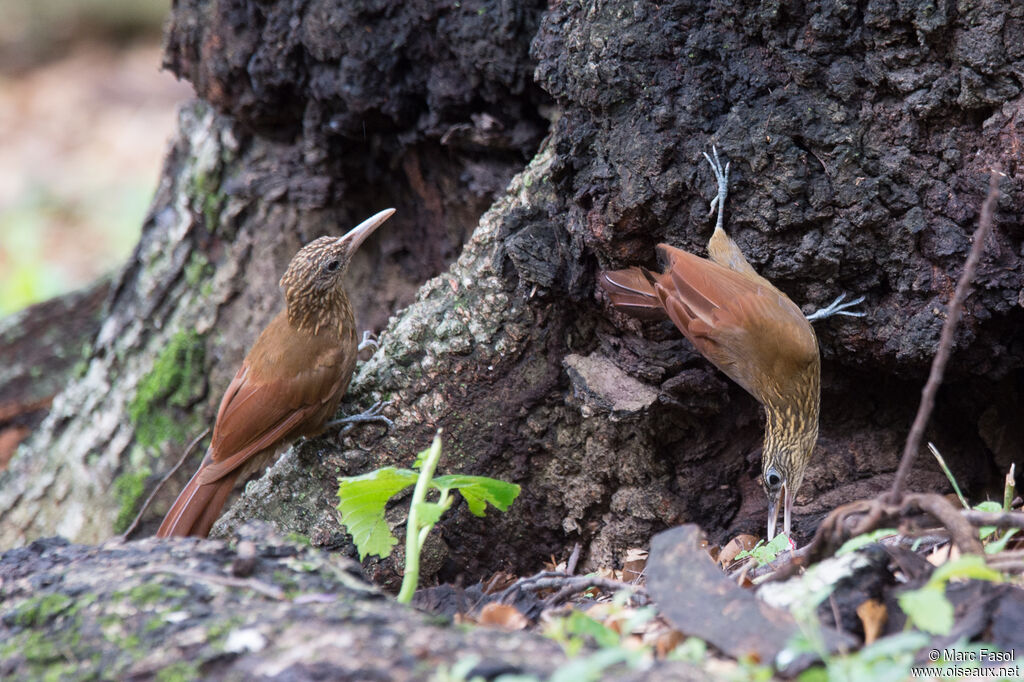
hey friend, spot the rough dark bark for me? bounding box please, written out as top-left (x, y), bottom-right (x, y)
top-left (0, 523), bottom-right (705, 681)
top-left (0, 279), bottom-right (109, 468)
top-left (2, 0), bottom-right (1022, 593)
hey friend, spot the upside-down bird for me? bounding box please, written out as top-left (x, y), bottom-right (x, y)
top-left (600, 149), bottom-right (861, 538)
top-left (156, 208), bottom-right (395, 538)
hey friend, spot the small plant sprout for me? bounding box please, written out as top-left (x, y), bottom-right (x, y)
top-left (336, 430), bottom-right (520, 604)
top-left (734, 533), bottom-right (791, 567)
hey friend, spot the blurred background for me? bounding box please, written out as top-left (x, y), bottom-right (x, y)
top-left (0, 0), bottom-right (192, 316)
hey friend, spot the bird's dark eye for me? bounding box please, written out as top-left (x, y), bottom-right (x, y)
top-left (765, 467), bottom-right (782, 489)
top-left (325, 260), bottom-right (340, 272)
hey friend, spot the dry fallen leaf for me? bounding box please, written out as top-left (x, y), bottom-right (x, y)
top-left (927, 543), bottom-right (957, 567)
top-left (718, 534), bottom-right (760, 566)
top-left (477, 602), bottom-right (529, 630)
top-left (622, 548), bottom-right (648, 583)
top-left (856, 599), bottom-right (887, 645)
top-left (655, 629), bottom-right (686, 658)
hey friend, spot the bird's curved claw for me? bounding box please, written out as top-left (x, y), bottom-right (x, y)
top-left (357, 330), bottom-right (379, 353)
top-left (806, 293), bottom-right (867, 322)
top-left (327, 400), bottom-right (393, 437)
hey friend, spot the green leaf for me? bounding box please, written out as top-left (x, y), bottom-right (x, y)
top-left (549, 647), bottom-right (634, 682)
top-left (836, 528), bottom-right (899, 556)
top-left (974, 502), bottom-right (1004, 541)
top-left (929, 442), bottom-right (968, 509)
top-left (560, 610), bottom-right (621, 649)
top-left (336, 467), bottom-right (418, 560)
top-left (898, 587), bottom-right (954, 635)
top-left (412, 500), bottom-right (450, 527)
top-left (930, 555), bottom-right (1003, 585)
top-left (899, 556), bottom-right (1004, 635)
top-left (821, 631), bottom-right (929, 682)
top-left (431, 475), bottom-right (521, 517)
top-left (797, 666), bottom-right (829, 682)
top-left (667, 637), bottom-right (707, 664)
top-left (735, 533), bottom-right (791, 565)
top-left (985, 528), bottom-right (1019, 554)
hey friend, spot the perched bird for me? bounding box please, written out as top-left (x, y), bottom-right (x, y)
top-left (156, 208), bottom-right (395, 538)
top-left (600, 149), bottom-right (860, 538)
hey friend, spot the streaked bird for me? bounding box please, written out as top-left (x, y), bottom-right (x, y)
top-left (157, 208), bottom-right (395, 537)
top-left (600, 149), bottom-right (861, 538)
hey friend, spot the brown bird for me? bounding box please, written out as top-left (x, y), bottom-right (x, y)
top-left (600, 149), bottom-right (861, 538)
top-left (156, 208), bottom-right (395, 538)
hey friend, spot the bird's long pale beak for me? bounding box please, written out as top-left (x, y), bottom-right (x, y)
top-left (766, 482), bottom-right (793, 540)
top-left (337, 208), bottom-right (395, 253)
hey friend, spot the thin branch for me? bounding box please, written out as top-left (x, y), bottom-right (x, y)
top-left (962, 510), bottom-right (1024, 530)
top-left (121, 428), bottom-right (210, 540)
top-left (565, 542), bottom-right (582, 576)
top-left (541, 576), bottom-right (644, 609)
top-left (890, 167), bottom-right (1002, 503)
top-left (497, 571), bottom-right (645, 608)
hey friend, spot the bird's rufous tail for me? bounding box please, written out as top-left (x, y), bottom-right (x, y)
top-left (599, 267), bottom-right (669, 321)
top-left (155, 459), bottom-right (241, 538)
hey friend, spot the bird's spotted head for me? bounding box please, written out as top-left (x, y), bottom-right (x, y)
top-left (762, 425), bottom-right (817, 541)
top-left (280, 208), bottom-right (395, 332)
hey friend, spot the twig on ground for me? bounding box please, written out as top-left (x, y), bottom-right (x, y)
top-left (497, 571), bottom-right (647, 609)
top-left (540, 576), bottom-right (644, 609)
top-left (985, 561), bottom-right (1024, 573)
top-left (774, 492), bottom-right (986, 580)
top-left (961, 510), bottom-right (1024, 530)
top-left (122, 428), bottom-right (210, 539)
top-left (889, 166), bottom-right (1001, 503)
top-left (984, 552), bottom-right (1024, 573)
top-left (565, 542), bottom-right (582, 576)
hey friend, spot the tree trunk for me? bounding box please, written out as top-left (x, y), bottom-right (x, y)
top-left (2, 0), bottom-right (1021, 588)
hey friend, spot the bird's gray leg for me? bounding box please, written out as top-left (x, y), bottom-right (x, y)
top-left (357, 330), bottom-right (379, 353)
top-left (325, 401), bottom-right (393, 435)
top-left (703, 146), bottom-right (730, 233)
top-left (805, 293), bottom-right (867, 322)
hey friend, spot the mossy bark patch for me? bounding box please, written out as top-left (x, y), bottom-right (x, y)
top-left (0, 525), bottom-right (621, 682)
top-left (112, 468), bottom-right (151, 534)
top-left (127, 330), bottom-right (207, 449)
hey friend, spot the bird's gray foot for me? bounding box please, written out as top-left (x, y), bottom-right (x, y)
top-left (806, 293), bottom-right (866, 322)
top-left (703, 146), bottom-right (730, 232)
top-left (357, 330), bottom-right (379, 353)
top-left (326, 400), bottom-right (393, 436)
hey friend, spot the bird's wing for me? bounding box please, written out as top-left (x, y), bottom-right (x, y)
top-left (653, 244), bottom-right (818, 400)
top-left (197, 344), bottom-right (350, 485)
